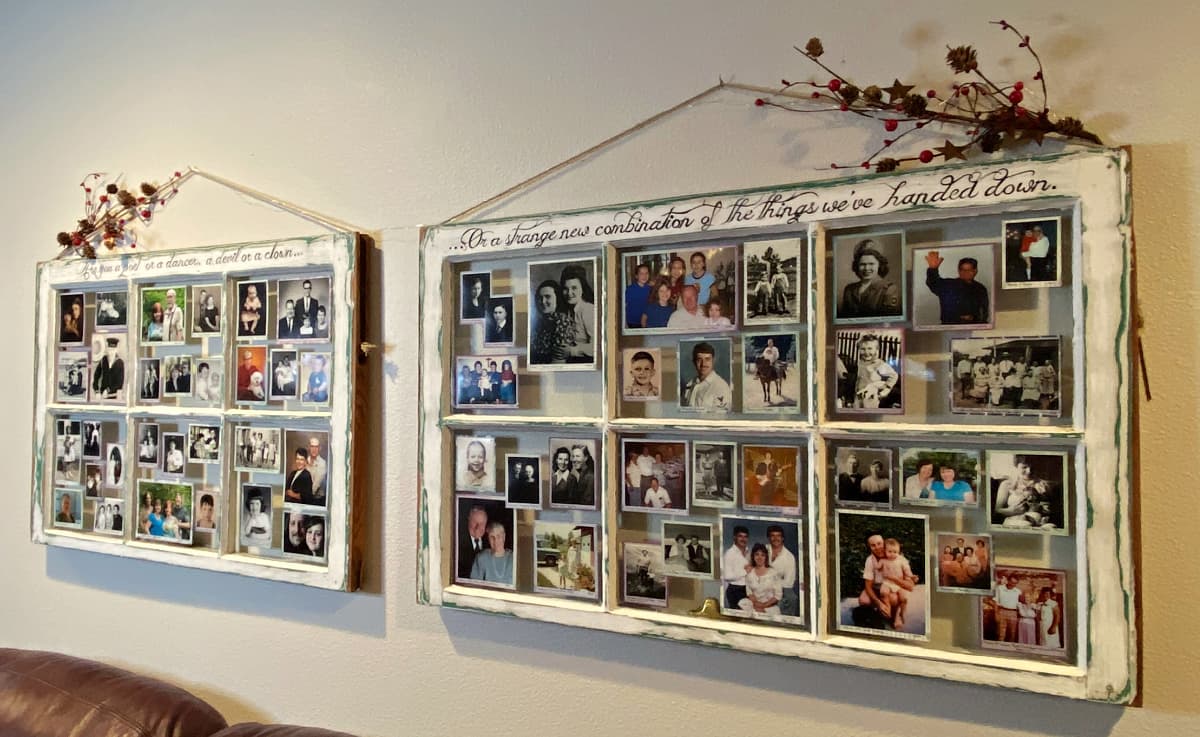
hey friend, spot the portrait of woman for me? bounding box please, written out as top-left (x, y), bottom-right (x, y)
top-left (240, 486), bottom-right (272, 547)
top-left (469, 519), bottom-right (514, 587)
top-left (459, 271), bottom-right (490, 322)
top-left (837, 237), bottom-right (904, 321)
top-left (238, 280), bottom-right (268, 338)
top-left (194, 285), bottom-right (221, 334)
top-left (738, 543), bottom-right (782, 616)
top-left (527, 258), bottom-right (598, 370)
top-left (59, 293), bottom-right (85, 344)
top-left (528, 278), bottom-right (570, 365)
top-left (145, 301), bottom-right (165, 342)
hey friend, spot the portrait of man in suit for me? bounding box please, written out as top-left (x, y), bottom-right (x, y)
top-left (277, 276), bottom-right (331, 340)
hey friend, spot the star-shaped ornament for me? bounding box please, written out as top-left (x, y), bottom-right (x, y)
top-left (884, 79), bottom-right (914, 103)
top-left (935, 140), bottom-right (969, 161)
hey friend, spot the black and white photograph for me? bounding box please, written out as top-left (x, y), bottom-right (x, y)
top-left (59, 292), bottom-right (86, 344)
top-left (719, 516), bottom-right (804, 625)
top-left (236, 279), bottom-right (268, 339)
top-left (621, 246), bottom-right (738, 334)
top-left (138, 357), bottom-right (161, 402)
top-left (1003, 217), bottom-right (1062, 288)
top-left (187, 424), bottom-right (221, 464)
top-left (161, 432), bottom-right (186, 476)
top-left (504, 453), bottom-right (541, 508)
top-left (661, 520), bottom-right (714, 579)
top-left (55, 350), bottom-right (89, 403)
top-left (299, 352), bottom-right (330, 405)
top-left (950, 336), bottom-right (1062, 416)
top-left (136, 479), bottom-right (193, 544)
top-left (459, 271), bottom-right (491, 322)
top-left (238, 483), bottom-right (273, 548)
top-left (621, 347), bottom-right (662, 402)
top-left (980, 566), bottom-right (1067, 659)
top-left (277, 276), bottom-right (330, 340)
top-left (834, 447), bottom-right (893, 507)
top-left (742, 444), bottom-right (802, 515)
top-left (283, 428), bottom-right (329, 507)
top-left (936, 532), bottom-right (994, 594)
top-left (140, 286), bottom-right (187, 344)
top-left (899, 448), bottom-right (980, 507)
top-left (84, 463), bottom-right (102, 498)
top-left (269, 349), bottom-right (300, 400)
top-left (533, 521), bottom-right (597, 599)
top-left (678, 337), bottom-right (733, 413)
top-left (92, 498), bottom-right (124, 536)
top-left (104, 443), bottom-right (124, 489)
top-left (833, 327), bottom-right (903, 413)
top-left (621, 439), bottom-right (688, 514)
top-left (456, 494), bottom-right (515, 590)
top-left (690, 441), bottom-right (736, 509)
top-left (53, 487), bottom-right (83, 529)
top-left (912, 243), bottom-right (995, 331)
top-left (742, 332), bottom-right (800, 412)
top-left (835, 509), bottom-right (929, 640)
top-left (235, 346), bottom-right (268, 403)
top-left (283, 509), bottom-right (327, 561)
top-left (54, 419), bottom-right (81, 484)
top-left (987, 450), bottom-right (1068, 534)
top-left (622, 542), bottom-right (668, 607)
top-left (191, 285), bottom-right (222, 335)
top-left (137, 422), bottom-right (160, 468)
top-left (483, 295), bottom-right (515, 346)
top-left (234, 425), bottom-right (281, 473)
top-left (89, 334), bottom-right (126, 403)
top-left (453, 355), bottom-right (518, 408)
top-left (833, 232), bottom-right (905, 323)
top-left (455, 435), bottom-right (497, 493)
top-left (194, 357), bottom-right (223, 404)
top-left (94, 291), bottom-right (128, 331)
top-left (82, 421), bottom-right (102, 459)
top-left (744, 238), bottom-right (801, 324)
top-left (527, 257), bottom-right (598, 369)
top-left (194, 491), bottom-right (219, 532)
top-left (161, 354), bottom-right (192, 397)
top-left (547, 437), bottom-right (598, 510)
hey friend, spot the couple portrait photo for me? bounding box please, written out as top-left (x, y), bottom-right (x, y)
top-left (548, 438), bottom-right (598, 510)
top-left (661, 521), bottom-right (714, 579)
top-left (456, 495), bottom-right (515, 590)
top-left (719, 516), bottom-right (804, 625)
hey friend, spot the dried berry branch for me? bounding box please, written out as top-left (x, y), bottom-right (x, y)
top-left (56, 170), bottom-right (187, 259)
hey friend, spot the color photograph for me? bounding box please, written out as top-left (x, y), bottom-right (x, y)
top-left (661, 520), bottom-right (714, 579)
top-left (1002, 217), bottom-right (1062, 288)
top-left (141, 286), bottom-right (187, 344)
top-left (742, 332), bottom-right (800, 412)
top-left (743, 238), bottom-right (801, 325)
top-left (283, 509), bottom-right (327, 561)
top-left (935, 532), bottom-right (993, 594)
top-left (980, 566), bottom-right (1068, 659)
top-left (833, 328), bottom-right (903, 413)
top-left (621, 439), bottom-right (687, 514)
top-left (719, 515), bottom-right (804, 625)
top-left (742, 444), bottom-right (801, 514)
top-left (950, 336), bottom-right (1062, 416)
top-left (836, 509), bottom-right (929, 640)
top-left (898, 448), bottom-right (980, 507)
top-left (136, 479), bottom-right (194, 545)
top-left (621, 245), bottom-right (738, 334)
top-left (832, 232), bottom-right (905, 323)
top-left (53, 487), bottom-right (83, 529)
top-left (453, 355), bottom-right (519, 408)
top-left (299, 352), bottom-right (331, 405)
top-left (194, 491), bottom-right (220, 532)
top-left (235, 346), bottom-right (269, 403)
top-left (690, 441), bottom-right (736, 509)
top-left (533, 521), bottom-right (597, 599)
top-left (623, 542), bottom-right (668, 607)
top-left (161, 354), bottom-right (192, 397)
top-left (987, 450), bottom-right (1069, 534)
top-left (283, 428), bottom-right (330, 507)
top-left (456, 495), bottom-right (515, 590)
top-left (527, 257), bottom-right (598, 370)
top-left (912, 243), bottom-right (995, 331)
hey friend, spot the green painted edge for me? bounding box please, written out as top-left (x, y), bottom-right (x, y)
top-left (30, 268), bottom-right (47, 538)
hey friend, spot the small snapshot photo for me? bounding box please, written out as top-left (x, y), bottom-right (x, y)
top-left (235, 346), bottom-right (269, 403)
top-left (719, 516), bottom-right (804, 625)
top-left (742, 444), bottom-right (802, 514)
top-left (1002, 217), bottom-right (1062, 288)
top-left (283, 428), bottom-right (329, 506)
top-left (621, 347), bottom-right (663, 401)
top-left (621, 246), bottom-right (738, 334)
top-left (187, 424), bottom-right (221, 464)
top-left (283, 509), bottom-right (327, 561)
top-left (59, 292), bottom-right (86, 344)
top-left (104, 443), bottom-right (124, 488)
top-left (239, 483), bottom-right (274, 548)
top-left (141, 286), bottom-right (187, 344)
top-left (981, 566), bottom-right (1068, 659)
top-left (987, 450), bottom-right (1069, 534)
top-left (138, 357), bottom-right (161, 402)
top-left (912, 243), bottom-right (995, 331)
top-left (621, 438), bottom-right (688, 514)
top-left (623, 542), bottom-right (668, 607)
top-left (453, 355), bottom-right (519, 408)
top-left (236, 279), bottom-right (269, 339)
top-left (89, 334), bottom-right (127, 403)
top-left (277, 276), bottom-right (331, 340)
top-left (678, 337), bottom-right (733, 413)
top-left (483, 295), bottom-right (515, 346)
top-left (191, 285), bottom-right (222, 335)
top-left (743, 238), bottom-right (801, 324)
top-left (834, 447), bottom-right (893, 507)
top-left (136, 422), bottom-right (161, 468)
top-left (161, 354), bottom-right (192, 397)
top-left (950, 336), bottom-right (1062, 416)
top-left (83, 463), bottom-right (103, 498)
top-left (93, 498), bottom-right (124, 535)
top-left (547, 437), bottom-right (598, 510)
top-left (94, 291), bottom-right (128, 331)
top-left (661, 520), bottom-right (714, 579)
top-left (161, 432), bottom-right (187, 476)
top-left (269, 349), bottom-right (300, 400)
top-left (899, 448), bottom-right (980, 507)
top-left (527, 257), bottom-right (598, 369)
top-left (54, 418), bottom-right (81, 484)
top-left (82, 421), bottom-right (102, 459)
top-left (690, 441), bottom-right (737, 509)
top-left (833, 232), bottom-right (905, 323)
top-left (455, 435), bottom-right (497, 493)
top-left (456, 495), bottom-right (516, 590)
top-left (234, 425), bottom-right (281, 473)
top-left (504, 454), bottom-right (541, 508)
top-left (833, 327), bottom-right (903, 413)
top-left (52, 487), bottom-right (83, 529)
top-left (533, 521), bottom-right (598, 599)
top-left (459, 271), bottom-right (491, 322)
top-left (55, 349), bottom-right (90, 402)
top-left (194, 491), bottom-right (220, 532)
top-left (136, 480), bottom-right (194, 544)
top-left (836, 509), bottom-right (929, 641)
top-left (194, 357), bottom-right (223, 404)
top-left (742, 332), bottom-right (800, 412)
top-left (299, 352), bottom-right (331, 405)
top-left (935, 532), bottom-right (994, 594)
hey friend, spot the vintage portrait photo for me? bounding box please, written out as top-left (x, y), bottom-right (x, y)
top-left (93, 498), bottom-right (124, 535)
top-left (299, 352), bottom-right (330, 405)
top-left (235, 346), bottom-right (269, 403)
top-left (834, 328), bottom-right (903, 413)
top-left (744, 238), bottom-right (801, 324)
top-left (94, 291), bottom-right (128, 331)
top-left (236, 279), bottom-right (268, 339)
top-left (836, 509), bottom-right (929, 640)
top-left (533, 521), bottom-right (597, 599)
top-left (84, 463), bottom-right (102, 498)
top-left (981, 566), bottom-right (1067, 659)
top-left (834, 447), bottom-right (893, 507)
top-left (527, 257), bottom-right (598, 369)
top-left (456, 494), bottom-right (515, 590)
top-left (679, 338), bottom-right (733, 413)
top-left (987, 450), bottom-right (1068, 534)
top-left (484, 295), bottom-right (515, 347)
top-left (140, 286), bottom-right (187, 344)
top-left (55, 349), bottom-right (90, 403)
top-left (833, 232), bottom-right (905, 323)
top-left (504, 453), bottom-right (541, 508)
top-left (54, 418), bottom-right (81, 484)
top-left (621, 347), bottom-right (662, 402)
top-left (912, 243), bottom-right (995, 331)
top-left (661, 520), bottom-right (714, 579)
top-left (138, 357), bottom-right (161, 402)
top-left (283, 428), bottom-right (329, 507)
top-left (136, 480), bottom-right (194, 544)
top-left (283, 509), bottom-right (327, 561)
top-left (547, 437), bottom-right (598, 510)
top-left (936, 533), bottom-right (994, 594)
top-left (622, 438), bottom-right (688, 514)
top-left (187, 424), bottom-right (221, 464)
top-left (455, 435), bottom-right (497, 493)
top-left (623, 542), bottom-right (668, 607)
top-left (161, 432), bottom-right (186, 476)
top-left (277, 276), bottom-right (330, 340)
top-left (194, 491), bottom-right (220, 532)
top-left (82, 421), bottom-right (102, 459)
top-left (59, 292), bottom-right (86, 344)
top-left (690, 441), bottom-right (736, 509)
top-left (742, 332), bottom-right (800, 412)
top-left (89, 334), bottom-right (126, 403)
top-left (194, 357), bottom-right (223, 404)
top-left (1003, 217), bottom-right (1062, 288)
top-left (238, 483), bottom-right (273, 548)
top-left (621, 246), bottom-right (737, 334)
top-left (191, 285), bottom-right (222, 335)
top-left (950, 336), bottom-right (1062, 416)
top-left (719, 516), bottom-right (804, 625)
top-left (899, 448), bottom-right (980, 507)
top-left (269, 349), bottom-right (300, 400)
top-left (454, 355), bottom-right (519, 408)
top-left (137, 422), bottom-right (161, 468)
top-left (234, 425), bottom-right (281, 473)
top-left (459, 271), bottom-right (491, 323)
top-left (104, 443), bottom-right (124, 488)
top-left (53, 487), bottom-right (83, 529)
top-left (742, 444), bottom-right (801, 514)
top-left (161, 354), bottom-right (192, 397)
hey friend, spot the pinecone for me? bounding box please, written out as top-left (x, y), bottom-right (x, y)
top-left (840, 84), bottom-right (860, 105)
top-left (105, 183), bottom-right (119, 195)
top-left (139, 182), bottom-right (157, 196)
top-left (117, 190), bottom-right (137, 208)
top-left (77, 219), bottom-right (95, 236)
top-left (863, 85), bottom-right (882, 103)
top-left (979, 128), bottom-right (1003, 153)
top-left (81, 244), bottom-right (97, 259)
top-left (56, 232), bottom-right (72, 246)
top-left (902, 94), bottom-right (928, 117)
top-left (946, 45), bottom-right (979, 74)
top-left (1056, 117), bottom-right (1085, 137)
top-left (875, 158), bottom-right (899, 173)
top-left (804, 37), bottom-right (824, 58)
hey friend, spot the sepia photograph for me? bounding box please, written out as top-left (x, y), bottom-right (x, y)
top-left (690, 441), bottom-right (736, 509)
top-left (987, 450), bottom-right (1068, 534)
top-left (234, 425), bottom-right (281, 473)
top-left (283, 509), bottom-right (327, 561)
top-left (483, 295), bottom-right (515, 347)
top-left (187, 424), bottom-right (221, 464)
top-left (191, 285), bottom-right (222, 335)
top-left (236, 279), bottom-right (269, 339)
top-left (235, 346), bottom-right (269, 404)
top-left (137, 422), bottom-right (161, 468)
top-left (912, 243), bottom-right (995, 331)
top-left (621, 347), bottom-right (662, 402)
top-left (547, 437), bottom-right (598, 510)
top-left (277, 276), bottom-right (331, 340)
top-left (950, 336), bottom-right (1062, 416)
top-left (833, 328), bottom-right (903, 414)
top-left (59, 292), bottom-right (86, 344)
top-left (719, 515), bottom-right (804, 625)
top-left (623, 542), bottom-right (668, 607)
top-left (55, 349), bottom-right (90, 403)
top-left (833, 232), bottom-right (905, 323)
top-left (94, 291), bottom-right (128, 331)
top-left (899, 448), bottom-right (981, 507)
top-left (136, 479), bottom-right (194, 545)
top-left (533, 521), bottom-right (597, 599)
top-left (742, 332), bottom-right (800, 412)
top-left (504, 453), bottom-right (542, 509)
top-left (455, 435), bottom-right (497, 493)
top-left (622, 439), bottom-right (688, 514)
top-left (833, 447), bottom-right (893, 508)
top-left (836, 509), bottom-right (929, 640)
top-left (1002, 217), bottom-right (1062, 288)
top-left (678, 337), bottom-right (733, 413)
top-left (459, 271), bottom-right (491, 323)
top-left (935, 532), bottom-right (994, 594)
top-left (141, 286), bottom-right (187, 344)
top-left (743, 238), bottom-right (801, 325)
top-left (621, 246), bottom-right (738, 334)
top-left (53, 487), bottom-right (83, 529)
top-left (527, 257), bottom-right (598, 370)
top-left (453, 355), bottom-right (519, 408)
top-left (238, 483), bottom-right (273, 548)
top-left (661, 521), bottom-right (714, 579)
top-left (980, 566), bottom-right (1067, 660)
top-left (742, 444), bottom-right (801, 515)
top-left (456, 494), bottom-right (515, 590)
top-left (138, 357), bottom-right (161, 402)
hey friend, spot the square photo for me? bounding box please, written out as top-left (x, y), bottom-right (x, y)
top-left (621, 246), bottom-right (738, 334)
top-left (454, 355), bottom-right (519, 408)
top-left (141, 286), bottom-right (187, 344)
top-left (912, 243), bottom-right (995, 331)
top-left (53, 487), bottom-right (83, 529)
top-left (527, 257), bottom-right (597, 369)
top-left (187, 424), bottom-right (221, 465)
top-left (235, 346), bottom-right (268, 403)
top-left (277, 276), bottom-right (330, 340)
top-left (138, 357), bottom-right (161, 402)
top-left (194, 357), bottom-right (223, 404)
top-left (484, 295), bottom-right (515, 346)
top-left (981, 566), bottom-right (1067, 659)
top-left (547, 438), bottom-right (598, 510)
top-left (661, 520), bottom-right (714, 579)
top-left (84, 463), bottom-right (103, 498)
top-left (284, 428), bottom-right (329, 506)
top-left (455, 435), bottom-right (497, 493)
top-left (833, 328), bottom-right (903, 413)
top-left (82, 421), bottom-right (102, 459)
top-left (59, 292), bottom-right (86, 344)
top-left (136, 479), bottom-right (194, 544)
top-left (236, 279), bottom-right (268, 339)
top-left (55, 349), bottom-right (90, 402)
top-left (533, 521), bottom-right (598, 599)
top-left (104, 443), bottom-right (124, 488)
top-left (743, 238), bottom-right (801, 324)
top-left (987, 450), bottom-right (1068, 534)
top-left (161, 432), bottom-right (186, 476)
top-left (690, 441), bottom-right (736, 509)
top-left (833, 447), bottom-right (893, 507)
top-left (935, 532), bottom-right (994, 594)
top-left (621, 439), bottom-right (687, 514)
top-left (194, 491), bottom-right (220, 532)
top-left (504, 454), bottom-right (541, 508)
top-left (832, 232), bottom-right (905, 323)
top-left (719, 516), bottom-right (804, 625)
top-left (161, 354), bottom-right (192, 397)
top-left (623, 542), bottom-right (668, 607)
top-left (93, 498), bottom-right (124, 535)
top-left (460, 271), bottom-right (491, 322)
top-left (621, 347), bottom-right (662, 401)
top-left (191, 285), bottom-right (222, 335)
top-left (835, 509), bottom-right (929, 640)
top-left (1003, 217), bottom-right (1062, 288)
top-left (456, 495), bottom-right (515, 590)
top-left (136, 422), bottom-right (160, 468)
top-left (742, 444), bottom-right (802, 514)
top-left (89, 334), bottom-right (127, 403)
top-left (299, 352), bottom-right (330, 404)
top-left (742, 332), bottom-right (800, 412)
top-left (269, 349), bottom-right (300, 400)
top-left (950, 336), bottom-right (1062, 416)
top-left (679, 337), bottom-right (733, 413)
top-left (283, 509), bottom-right (327, 561)
top-left (239, 483), bottom-right (273, 548)
top-left (899, 448), bottom-right (980, 507)
top-left (234, 426), bottom-right (281, 473)
top-left (94, 291), bottom-right (128, 331)
top-left (54, 418), bottom-right (81, 485)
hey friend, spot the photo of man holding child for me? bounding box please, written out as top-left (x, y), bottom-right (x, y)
top-left (836, 509), bottom-right (929, 640)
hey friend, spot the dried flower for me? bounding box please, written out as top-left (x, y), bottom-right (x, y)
top-left (139, 182), bottom-right (156, 196)
top-left (117, 190), bottom-right (137, 208)
top-left (902, 93), bottom-right (928, 117)
top-left (979, 128), bottom-right (1003, 153)
top-left (863, 85), bottom-right (882, 103)
top-left (81, 244), bottom-right (97, 259)
top-left (946, 45), bottom-right (979, 74)
top-left (840, 84), bottom-right (860, 105)
top-left (805, 37), bottom-right (824, 57)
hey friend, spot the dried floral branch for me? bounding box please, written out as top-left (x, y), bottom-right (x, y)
top-left (56, 170), bottom-right (187, 259)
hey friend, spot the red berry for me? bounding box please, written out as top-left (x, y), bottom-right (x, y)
top-left (140, 209), bottom-right (151, 218)
top-left (883, 139), bottom-right (894, 146)
top-left (861, 162), bottom-right (870, 169)
top-left (919, 150), bottom-right (934, 163)
top-left (1014, 81), bottom-right (1024, 90)
top-left (71, 234), bottom-right (83, 246)
top-left (884, 119), bottom-right (898, 132)
top-left (84, 187), bottom-right (92, 193)
top-left (755, 98), bottom-right (765, 106)
top-left (830, 163), bottom-right (839, 169)
top-left (173, 171), bottom-right (181, 177)
top-left (99, 195), bottom-right (108, 204)
top-left (960, 85), bottom-right (971, 95)
top-left (1009, 90), bottom-right (1024, 104)
top-left (927, 89), bottom-right (937, 98)
top-left (812, 92), bottom-right (820, 99)
top-left (840, 103), bottom-right (848, 111)
top-left (828, 78), bottom-right (841, 92)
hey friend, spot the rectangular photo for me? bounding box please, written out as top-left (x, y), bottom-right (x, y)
top-left (89, 334), bottom-right (127, 403)
top-left (269, 349), bottom-right (300, 400)
top-left (679, 337), bottom-right (733, 413)
top-left (742, 332), bottom-right (801, 412)
top-left (912, 243), bottom-right (995, 331)
top-left (94, 290), bottom-right (128, 331)
top-left (547, 438), bottom-right (598, 510)
top-left (283, 428), bottom-right (329, 507)
top-left (135, 479), bottom-right (194, 545)
top-left (453, 355), bottom-right (519, 408)
top-left (161, 432), bottom-right (186, 476)
top-left (235, 346), bottom-right (268, 404)
top-left (52, 487), bottom-right (83, 529)
top-left (238, 483), bottom-right (274, 548)
top-left (661, 520), bottom-right (714, 579)
top-left (141, 286), bottom-right (187, 344)
top-left (92, 498), bottom-right (124, 536)
top-left (935, 532), bottom-right (994, 594)
top-left (283, 508), bottom-right (327, 561)
top-left (483, 295), bottom-right (515, 347)
top-left (161, 354), bottom-right (193, 397)
top-left (236, 279), bottom-right (268, 340)
top-left (719, 515), bottom-right (804, 625)
top-left (59, 292), bottom-right (86, 344)
top-left (621, 439), bottom-right (687, 514)
top-left (459, 271), bottom-right (491, 323)
top-left (623, 542), bottom-right (668, 607)
top-left (527, 257), bottom-right (598, 370)
top-left (187, 424), bottom-right (221, 465)
top-left (191, 284), bottom-right (222, 336)
top-left (899, 448), bottom-right (981, 507)
top-left (136, 422), bottom-right (160, 468)
top-left (743, 238), bottom-right (801, 325)
top-left (981, 567), bottom-right (1068, 660)
top-left (277, 276), bottom-right (331, 340)
top-left (621, 246), bottom-right (738, 334)
top-left (832, 232), bottom-right (905, 323)
top-left (55, 349), bottom-right (90, 403)
top-left (104, 443), bottom-right (124, 489)
top-left (833, 328), bottom-right (903, 414)
top-left (621, 347), bottom-right (662, 402)
top-left (835, 509), bottom-right (929, 641)
top-left (742, 444), bottom-right (802, 515)
top-left (194, 490), bottom-right (220, 532)
top-left (1002, 217), bottom-right (1062, 288)
top-left (54, 418), bottom-right (81, 485)
top-left (455, 435), bottom-right (497, 493)
top-left (84, 463), bottom-right (103, 498)
top-left (456, 494), bottom-right (516, 590)
top-left (194, 356), bottom-right (223, 404)
top-left (690, 441), bottom-right (737, 509)
top-left (987, 450), bottom-right (1069, 534)
top-left (533, 521), bottom-right (598, 599)
top-left (138, 357), bottom-right (161, 402)
top-left (504, 454), bottom-right (542, 509)
top-left (82, 421), bottom-right (102, 459)
top-left (834, 447), bottom-right (893, 508)
top-left (234, 426), bottom-right (281, 473)
top-left (950, 336), bottom-right (1062, 417)
top-left (299, 352), bottom-right (330, 405)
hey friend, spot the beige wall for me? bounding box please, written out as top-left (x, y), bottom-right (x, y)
top-left (1, 2), bottom-right (1196, 734)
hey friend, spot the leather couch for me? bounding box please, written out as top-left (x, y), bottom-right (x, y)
top-left (0, 648), bottom-right (356, 737)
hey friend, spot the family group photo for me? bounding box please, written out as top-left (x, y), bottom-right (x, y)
top-left (622, 439), bottom-right (688, 513)
top-left (980, 566), bottom-right (1067, 659)
top-left (950, 337), bottom-right (1062, 416)
top-left (935, 533), bottom-right (993, 593)
top-left (135, 480), bottom-right (194, 545)
top-left (454, 355), bottom-right (519, 408)
top-left (621, 246), bottom-right (737, 334)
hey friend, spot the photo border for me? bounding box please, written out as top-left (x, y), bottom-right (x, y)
top-left (531, 520), bottom-right (599, 600)
top-left (454, 493), bottom-right (517, 591)
top-left (51, 486), bottom-right (83, 530)
top-left (622, 541), bottom-right (669, 608)
top-left (985, 450), bottom-right (1070, 536)
top-left (833, 327), bottom-right (905, 416)
top-left (103, 442), bottom-right (124, 489)
top-left (934, 532), bottom-right (995, 595)
top-left (139, 285), bottom-right (188, 346)
top-left (620, 437), bottom-right (689, 516)
top-left (234, 279), bottom-right (270, 342)
top-left (137, 357), bottom-right (162, 404)
top-left (546, 437), bottom-right (600, 511)
top-left (1001, 216), bottom-right (1063, 289)
top-left (741, 330), bottom-right (802, 414)
top-left (136, 422), bottom-right (161, 469)
top-left (482, 294), bottom-right (516, 348)
top-left (282, 508), bottom-right (329, 563)
top-left (659, 519), bottom-right (715, 580)
top-left (525, 256), bottom-right (599, 372)
top-left (678, 336), bottom-right (734, 414)
top-left (831, 231), bottom-right (907, 325)
top-left (190, 283), bottom-right (223, 337)
top-left (233, 425), bottom-right (282, 475)
top-left (911, 242), bottom-right (997, 332)
top-left (834, 508), bottom-right (930, 642)
top-left (58, 291), bottom-right (86, 345)
top-left (92, 497), bottom-right (125, 536)
top-left (741, 443), bottom-right (803, 516)
top-left (452, 354), bottom-right (521, 410)
top-left (620, 246), bottom-right (740, 337)
top-left (459, 270), bottom-right (491, 324)
top-left (160, 431), bottom-right (187, 478)
top-left (455, 435), bottom-right (498, 494)
top-left (276, 275), bottom-right (332, 343)
top-left (742, 237), bottom-right (803, 326)
top-left (948, 335), bottom-right (1063, 418)
top-left (689, 440), bottom-right (738, 510)
top-left (897, 447), bottom-right (982, 508)
top-left (187, 423), bottom-right (222, 466)
top-left (620, 346), bottom-right (664, 403)
top-left (93, 290), bottom-right (129, 332)
top-left (503, 453), bottom-right (542, 509)
top-left (55, 348), bottom-right (90, 404)
top-left (832, 446), bottom-right (894, 510)
top-left (238, 482), bottom-right (275, 550)
top-left (268, 348), bottom-right (301, 401)
top-left (979, 566), bottom-right (1069, 660)
top-left (717, 514), bottom-right (805, 627)
top-left (161, 354), bottom-right (194, 398)
top-left (134, 478), bottom-right (196, 546)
